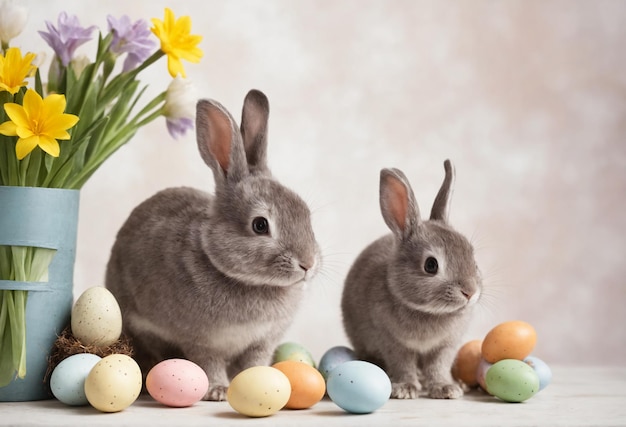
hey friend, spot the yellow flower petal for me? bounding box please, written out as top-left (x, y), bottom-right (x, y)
top-left (0, 120), bottom-right (17, 136)
top-left (3, 103), bottom-right (29, 129)
top-left (167, 55), bottom-right (185, 78)
top-left (15, 135), bottom-right (38, 160)
top-left (43, 114), bottom-right (79, 138)
top-left (22, 89), bottom-right (43, 116)
top-left (15, 126), bottom-right (34, 139)
top-left (37, 135), bottom-right (60, 157)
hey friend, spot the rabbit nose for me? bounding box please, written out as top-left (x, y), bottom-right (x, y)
top-left (298, 256), bottom-right (316, 273)
top-left (461, 289), bottom-right (474, 300)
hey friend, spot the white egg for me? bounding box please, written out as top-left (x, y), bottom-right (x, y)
top-left (71, 286), bottom-right (122, 346)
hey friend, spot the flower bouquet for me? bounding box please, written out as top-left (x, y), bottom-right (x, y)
top-left (0, 0), bottom-right (202, 396)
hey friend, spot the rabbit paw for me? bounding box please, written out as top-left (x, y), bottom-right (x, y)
top-left (204, 385), bottom-right (228, 401)
top-left (391, 382), bottom-right (420, 399)
top-left (427, 383), bottom-right (463, 399)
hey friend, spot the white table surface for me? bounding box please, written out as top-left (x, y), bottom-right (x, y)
top-left (1, 366), bottom-right (625, 427)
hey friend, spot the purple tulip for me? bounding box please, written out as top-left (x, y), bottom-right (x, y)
top-left (107, 15), bottom-right (156, 72)
top-left (38, 12), bottom-right (96, 66)
top-left (166, 117), bottom-right (194, 139)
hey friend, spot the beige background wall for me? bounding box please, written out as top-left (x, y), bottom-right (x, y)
top-left (17, 0), bottom-right (626, 365)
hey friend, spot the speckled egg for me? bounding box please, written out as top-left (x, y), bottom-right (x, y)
top-left (326, 360), bottom-right (391, 414)
top-left (451, 339), bottom-right (482, 387)
top-left (71, 287), bottom-right (122, 347)
top-left (272, 360), bottom-right (326, 409)
top-left (482, 320), bottom-right (537, 363)
top-left (272, 342), bottom-right (316, 367)
top-left (318, 346), bottom-right (357, 381)
top-left (146, 359), bottom-right (209, 407)
top-left (485, 359), bottom-right (540, 403)
top-left (524, 356), bottom-right (552, 391)
top-left (227, 366), bottom-right (291, 417)
top-left (50, 353), bottom-right (102, 406)
top-left (84, 354), bottom-right (143, 412)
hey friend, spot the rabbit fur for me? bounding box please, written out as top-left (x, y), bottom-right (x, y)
top-left (341, 160), bottom-right (481, 399)
top-left (105, 90), bottom-right (321, 401)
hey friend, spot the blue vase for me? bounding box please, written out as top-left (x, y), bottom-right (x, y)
top-left (0, 186), bottom-right (79, 401)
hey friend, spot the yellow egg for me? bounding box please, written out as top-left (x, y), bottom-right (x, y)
top-left (71, 286), bottom-right (122, 346)
top-left (481, 320), bottom-right (537, 364)
top-left (227, 366), bottom-right (291, 417)
top-left (451, 339), bottom-right (482, 387)
top-left (84, 354), bottom-right (142, 412)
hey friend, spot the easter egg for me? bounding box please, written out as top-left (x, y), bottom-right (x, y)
top-left (50, 353), bottom-right (102, 406)
top-left (476, 358), bottom-right (493, 392)
top-left (524, 356), bottom-right (552, 391)
top-left (146, 359), bottom-right (209, 407)
top-left (227, 366), bottom-right (291, 417)
top-left (451, 339), bottom-right (482, 387)
top-left (84, 354), bottom-right (143, 412)
top-left (71, 286), bottom-right (123, 347)
top-left (326, 360), bottom-right (391, 414)
top-left (482, 320), bottom-right (537, 363)
top-left (318, 346), bottom-right (357, 381)
top-left (485, 359), bottom-right (540, 403)
top-left (272, 342), bottom-right (316, 367)
top-left (272, 360), bottom-right (326, 409)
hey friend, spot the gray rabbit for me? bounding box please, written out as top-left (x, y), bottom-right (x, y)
top-left (341, 160), bottom-right (481, 399)
top-left (105, 90), bottom-right (321, 401)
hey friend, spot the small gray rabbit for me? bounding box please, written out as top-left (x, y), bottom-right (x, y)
top-left (105, 90), bottom-right (321, 401)
top-left (341, 160), bottom-right (481, 399)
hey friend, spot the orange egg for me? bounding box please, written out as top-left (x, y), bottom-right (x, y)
top-left (481, 320), bottom-right (537, 363)
top-left (451, 339), bottom-right (482, 387)
top-left (272, 360), bottom-right (326, 409)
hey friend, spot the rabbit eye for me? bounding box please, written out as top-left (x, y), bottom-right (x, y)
top-left (424, 257), bottom-right (438, 274)
top-left (252, 217), bottom-right (269, 234)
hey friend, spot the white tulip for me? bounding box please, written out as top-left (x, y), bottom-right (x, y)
top-left (0, 0), bottom-right (28, 47)
top-left (164, 76), bottom-right (196, 120)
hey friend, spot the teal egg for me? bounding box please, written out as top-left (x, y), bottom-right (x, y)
top-left (485, 359), bottom-right (540, 403)
top-left (272, 342), bottom-right (316, 367)
top-left (326, 361), bottom-right (391, 414)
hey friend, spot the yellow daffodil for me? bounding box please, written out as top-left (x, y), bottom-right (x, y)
top-left (0, 47), bottom-right (36, 95)
top-left (151, 8), bottom-right (203, 78)
top-left (0, 89), bottom-right (79, 159)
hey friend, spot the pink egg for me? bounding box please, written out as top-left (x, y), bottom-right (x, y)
top-left (146, 359), bottom-right (209, 407)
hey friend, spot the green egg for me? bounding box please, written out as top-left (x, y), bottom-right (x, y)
top-left (272, 342), bottom-right (316, 367)
top-left (485, 359), bottom-right (540, 403)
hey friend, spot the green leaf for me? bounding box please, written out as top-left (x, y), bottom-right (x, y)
top-left (29, 248), bottom-right (56, 283)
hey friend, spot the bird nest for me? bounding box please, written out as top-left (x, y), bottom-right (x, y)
top-left (46, 327), bottom-right (134, 381)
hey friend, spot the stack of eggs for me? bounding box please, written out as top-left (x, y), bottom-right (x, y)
top-left (50, 286), bottom-right (143, 412)
top-left (452, 320), bottom-right (552, 403)
top-left (50, 287), bottom-right (210, 412)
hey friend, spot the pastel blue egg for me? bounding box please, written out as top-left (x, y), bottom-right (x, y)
top-left (327, 360), bottom-right (391, 414)
top-left (524, 356), bottom-right (552, 391)
top-left (50, 353), bottom-right (102, 406)
top-left (318, 346), bottom-right (357, 381)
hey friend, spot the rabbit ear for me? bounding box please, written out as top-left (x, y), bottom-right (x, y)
top-left (380, 168), bottom-right (421, 239)
top-left (430, 159), bottom-right (455, 222)
top-left (196, 99), bottom-right (248, 185)
top-left (240, 89), bottom-right (270, 175)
